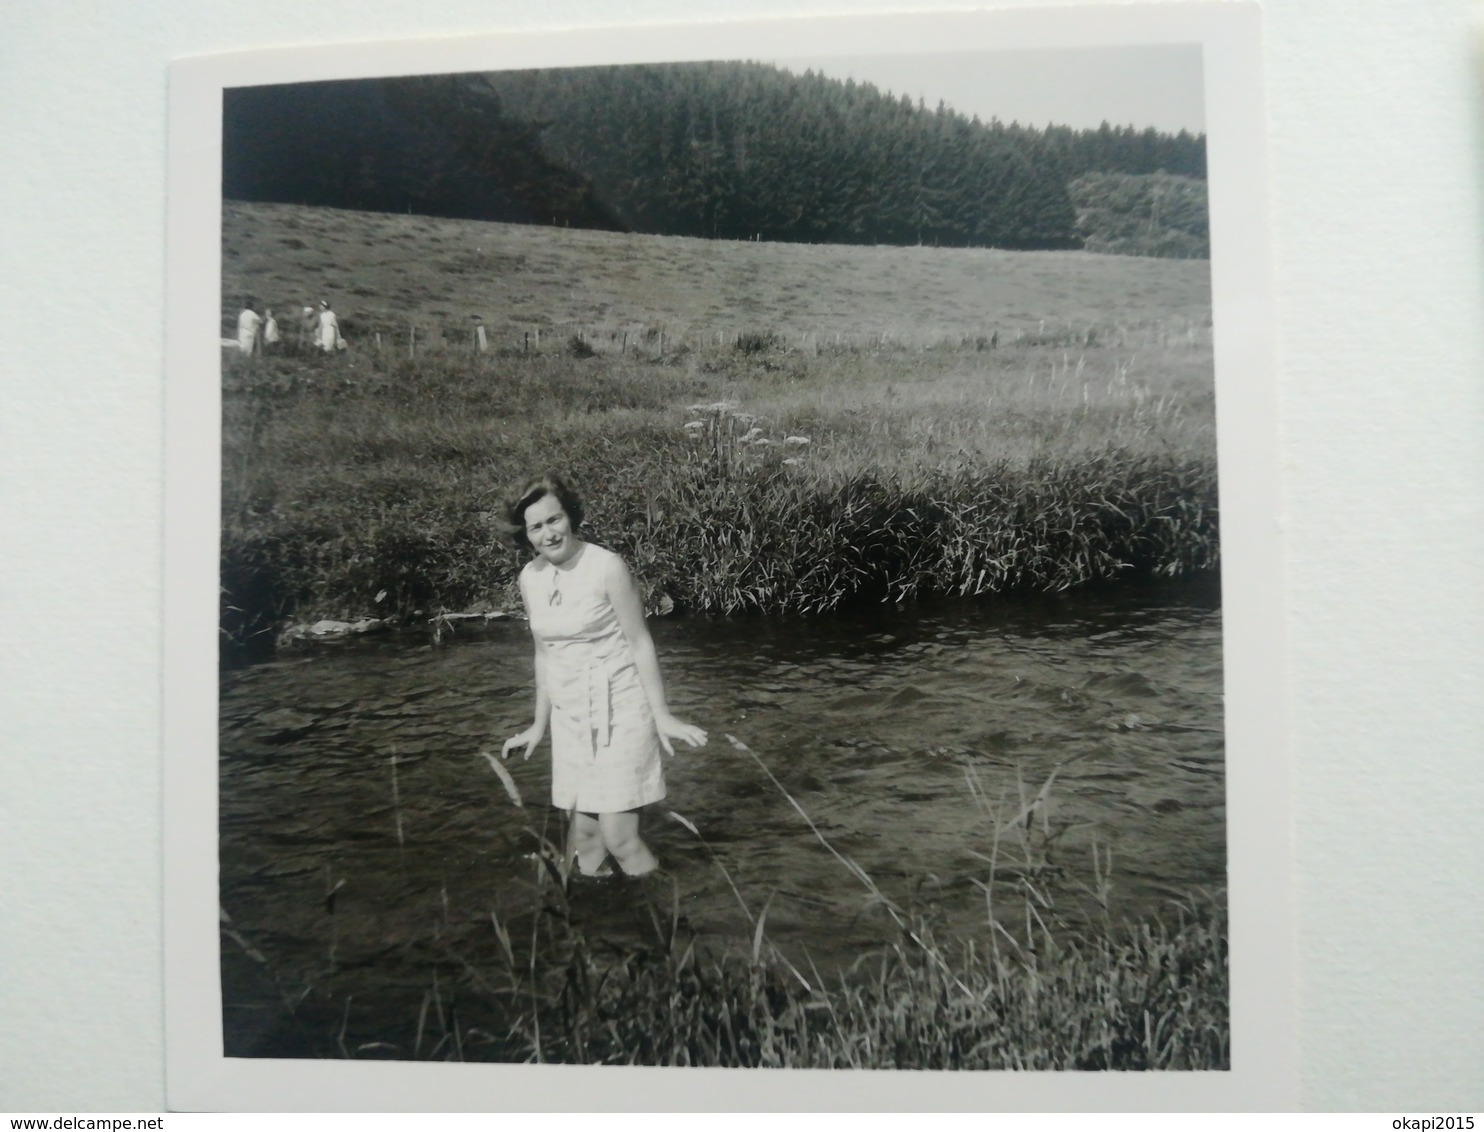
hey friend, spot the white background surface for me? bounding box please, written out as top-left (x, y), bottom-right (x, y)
top-left (2, 0), bottom-right (1480, 1112)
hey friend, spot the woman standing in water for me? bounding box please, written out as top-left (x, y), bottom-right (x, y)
top-left (501, 473), bottom-right (707, 877)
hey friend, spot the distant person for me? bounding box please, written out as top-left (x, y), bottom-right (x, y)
top-left (262, 309), bottom-right (279, 349)
top-left (316, 300), bottom-right (343, 353)
top-left (299, 305), bottom-right (317, 350)
top-left (236, 301), bottom-right (262, 355)
top-left (501, 472), bottom-right (707, 879)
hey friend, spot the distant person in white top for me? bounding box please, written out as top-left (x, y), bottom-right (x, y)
top-left (316, 300), bottom-right (343, 353)
top-left (236, 301), bottom-right (262, 355)
top-left (300, 305), bottom-right (317, 349)
top-left (263, 309), bottom-right (280, 349)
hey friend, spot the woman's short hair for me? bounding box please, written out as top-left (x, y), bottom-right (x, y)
top-left (505, 472), bottom-right (585, 550)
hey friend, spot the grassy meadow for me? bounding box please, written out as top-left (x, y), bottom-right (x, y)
top-left (222, 201), bottom-right (1217, 641)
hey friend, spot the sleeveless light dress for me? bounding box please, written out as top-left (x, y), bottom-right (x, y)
top-left (521, 544), bottom-right (665, 813)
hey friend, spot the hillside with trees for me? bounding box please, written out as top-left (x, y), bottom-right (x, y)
top-left (224, 62), bottom-right (1207, 255)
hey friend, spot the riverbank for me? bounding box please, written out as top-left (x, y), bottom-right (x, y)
top-left (473, 884), bottom-right (1229, 1069)
top-left (222, 323), bottom-right (1216, 640)
top-left (224, 873), bottom-right (1228, 1068)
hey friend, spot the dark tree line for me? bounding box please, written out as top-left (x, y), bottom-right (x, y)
top-left (223, 76), bottom-right (624, 229)
top-left (224, 62), bottom-right (1206, 252)
top-left (486, 63), bottom-right (1203, 249)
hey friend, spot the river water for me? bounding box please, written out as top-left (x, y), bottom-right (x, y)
top-left (219, 575), bottom-right (1225, 1058)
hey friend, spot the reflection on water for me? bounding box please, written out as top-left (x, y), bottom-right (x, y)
top-left (219, 575), bottom-right (1225, 1057)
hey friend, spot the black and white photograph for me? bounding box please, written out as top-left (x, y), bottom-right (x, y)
top-left (19, 0), bottom-right (1484, 1118)
top-left (166, 6), bottom-right (1289, 1109)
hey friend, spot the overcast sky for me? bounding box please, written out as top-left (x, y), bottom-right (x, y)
top-left (765, 45), bottom-right (1205, 134)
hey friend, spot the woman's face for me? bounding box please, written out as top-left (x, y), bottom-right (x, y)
top-left (523, 493), bottom-right (578, 565)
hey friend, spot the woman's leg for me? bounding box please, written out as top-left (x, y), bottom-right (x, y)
top-left (570, 811), bottom-right (609, 876)
top-left (597, 810), bottom-right (658, 876)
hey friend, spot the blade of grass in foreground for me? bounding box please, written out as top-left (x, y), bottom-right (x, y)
top-left (667, 808), bottom-right (755, 925)
top-left (480, 748), bottom-right (524, 808)
top-left (725, 732), bottom-right (973, 997)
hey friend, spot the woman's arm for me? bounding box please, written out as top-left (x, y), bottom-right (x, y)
top-left (502, 572), bottom-right (551, 760)
top-left (605, 553), bottom-right (707, 756)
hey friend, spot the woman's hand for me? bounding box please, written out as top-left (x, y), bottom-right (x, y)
top-left (501, 724), bottom-right (544, 761)
top-left (655, 712), bottom-right (708, 757)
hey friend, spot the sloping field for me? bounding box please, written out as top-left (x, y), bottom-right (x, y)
top-left (222, 200), bottom-right (1211, 347)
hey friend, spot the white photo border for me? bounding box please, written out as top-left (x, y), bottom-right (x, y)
top-left (165, 3), bottom-right (1292, 1111)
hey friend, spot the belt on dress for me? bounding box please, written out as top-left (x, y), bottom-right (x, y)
top-left (581, 659), bottom-right (613, 758)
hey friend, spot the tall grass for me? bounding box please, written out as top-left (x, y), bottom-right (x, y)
top-left (220, 325), bottom-right (1216, 640)
top-left (503, 894), bottom-right (1227, 1069)
top-left (244, 738), bottom-right (1228, 1068)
